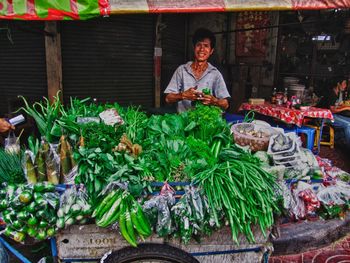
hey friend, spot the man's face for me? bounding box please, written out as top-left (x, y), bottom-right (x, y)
top-left (339, 80), bottom-right (347, 91)
top-left (194, 38), bottom-right (214, 62)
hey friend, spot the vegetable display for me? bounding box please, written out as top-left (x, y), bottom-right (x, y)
top-left (0, 96), bottom-right (283, 246)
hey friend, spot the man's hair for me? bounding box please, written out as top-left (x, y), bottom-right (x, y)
top-left (192, 28), bottom-right (216, 49)
top-left (330, 76), bottom-right (347, 88)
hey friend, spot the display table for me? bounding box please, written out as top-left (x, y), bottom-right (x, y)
top-left (239, 103), bottom-right (333, 127)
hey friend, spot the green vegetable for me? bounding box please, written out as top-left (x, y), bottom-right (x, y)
top-left (28, 217), bottom-right (38, 226)
top-left (36, 230), bottom-right (47, 240)
top-left (19, 191), bottom-right (32, 204)
top-left (56, 217), bottom-right (65, 229)
top-left (25, 151), bottom-right (37, 184)
top-left (119, 209), bottom-right (137, 247)
top-left (27, 227), bottom-right (37, 238)
top-left (34, 182), bottom-right (55, 192)
top-left (0, 149), bottom-right (25, 184)
top-left (35, 148), bottom-right (47, 182)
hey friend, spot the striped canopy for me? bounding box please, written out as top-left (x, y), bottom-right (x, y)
top-left (0, 0), bottom-right (349, 20)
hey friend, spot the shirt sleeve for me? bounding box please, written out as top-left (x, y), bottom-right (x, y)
top-left (213, 72), bottom-right (230, 99)
top-left (164, 66), bottom-right (183, 94)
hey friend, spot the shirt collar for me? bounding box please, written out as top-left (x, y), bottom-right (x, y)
top-left (184, 62), bottom-right (216, 77)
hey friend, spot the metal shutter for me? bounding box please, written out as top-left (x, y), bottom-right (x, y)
top-left (161, 14), bottom-right (187, 106)
top-left (0, 21), bottom-right (47, 116)
top-left (60, 15), bottom-right (155, 107)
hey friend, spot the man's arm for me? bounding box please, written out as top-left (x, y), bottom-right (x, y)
top-left (199, 95), bottom-right (229, 110)
top-left (165, 87), bottom-right (199, 104)
top-left (330, 105), bottom-right (350, 113)
top-left (0, 118), bottom-right (14, 133)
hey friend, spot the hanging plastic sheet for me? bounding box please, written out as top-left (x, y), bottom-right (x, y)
top-left (0, 0), bottom-right (350, 20)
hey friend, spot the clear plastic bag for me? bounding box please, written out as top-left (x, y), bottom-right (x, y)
top-left (317, 181), bottom-right (350, 206)
top-left (57, 185), bottom-right (91, 229)
top-left (143, 183), bottom-right (175, 237)
top-left (23, 150), bottom-right (37, 184)
top-left (291, 181), bottom-right (320, 220)
top-left (4, 131), bottom-right (20, 154)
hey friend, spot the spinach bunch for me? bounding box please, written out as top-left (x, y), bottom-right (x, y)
top-left (183, 104), bottom-right (229, 143)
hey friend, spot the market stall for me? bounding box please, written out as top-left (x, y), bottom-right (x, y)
top-left (0, 95), bottom-right (349, 262)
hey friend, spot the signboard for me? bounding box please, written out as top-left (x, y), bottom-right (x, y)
top-left (236, 11), bottom-right (270, 57)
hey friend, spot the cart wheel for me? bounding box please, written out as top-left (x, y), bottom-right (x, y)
top-left (102, 243), bottom-right (199, 263)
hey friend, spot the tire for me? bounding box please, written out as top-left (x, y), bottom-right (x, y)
top-left (102, 243), bottom-right (199, 263)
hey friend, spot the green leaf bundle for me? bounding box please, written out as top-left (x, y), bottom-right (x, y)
top-left (0, 149), bottom-right (26, 184)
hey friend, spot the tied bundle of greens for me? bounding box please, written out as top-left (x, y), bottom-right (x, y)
top-left (0, 149), bottom-right (25, 184)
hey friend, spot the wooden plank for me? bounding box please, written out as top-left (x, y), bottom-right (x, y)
top-left (154, 14), bottom-right (162, 108)
top-left (45, 21), bottom-right (63, 103)
top-left (56, 224), bottom-right (269, 262)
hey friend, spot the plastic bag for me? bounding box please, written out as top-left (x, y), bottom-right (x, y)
top-left (57, 185), bottom-right (91, 229)
top-left (23, 150), bottom-right (37, 184)
top-left (43, 141), bottom-right (60, 185)
top-left (317, 181), bottom-right (350, 206)
top-left (143, 183), bottom-right (175, 237)
top-left (291, 181), bottom-right (320, 220)
top-left (4, 131), bottom-right (20, 154)
top-left (171, 186), bottom-right (212, 243)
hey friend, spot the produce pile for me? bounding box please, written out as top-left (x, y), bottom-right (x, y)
top-left (0, 96), bottom-right (281, 246)
top-left (0, 183), bottom-right (59, 242)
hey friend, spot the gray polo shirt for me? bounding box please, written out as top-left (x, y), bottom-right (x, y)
top-left (164, 62), bottom-right (230, 112)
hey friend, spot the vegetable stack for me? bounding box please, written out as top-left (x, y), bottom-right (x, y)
top-left (93, 188), bottom-right (151, 247)
top-left (56, 186), bottom-right (92, 229)
top-left (0, 183), bottom-right (59, 242)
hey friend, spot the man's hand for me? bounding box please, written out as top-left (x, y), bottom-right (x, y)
top-left (165, 87), bottom-right (201, 104)
top-left (198, 95), bottom-right (229, 110)
top-left (198, 94), bottom-right (218, 105)
top-left (0, 118), bottom-right (14, 133)
top-left (181, 87), bottom-right (201, 101)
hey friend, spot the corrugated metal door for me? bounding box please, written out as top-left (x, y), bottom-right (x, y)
top-left (161, 14), bottom-right (187, 106)
top-left (60, 15), bottom-right (155, 107)
top-left (0, 21), bottom-right (47, 116)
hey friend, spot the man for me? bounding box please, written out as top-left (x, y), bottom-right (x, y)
top-left (317, 77), bottom-right (350, 148)
top-left (0, 118), bottom-right (14, 133)
top-left (164, 28), bottom-right (230, 112)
